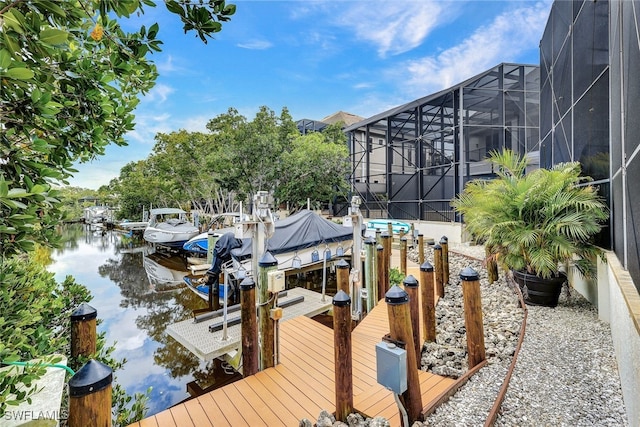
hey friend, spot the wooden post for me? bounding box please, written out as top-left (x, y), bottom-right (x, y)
top-left (486, 246), bottom-right (499, 284)
top-left (336, 259), bottom-right (351, 295)
top-left (433, 244), bottom-right (444, 298)
top-left (460, 267), bottom-right (486, 369)
top-left (71, 303), bottom-right (97, 359)
top-left (403, 275), bottom-right (422, 369)
top-left (364, 237), bottom-right (377, 312)
top-left (332, 291), bottom-right (353, 422)
top-left (240, 277), bottom-right (258, 377)
top-left (386, 286), bottom-right (423, 425)
top-left (439, 236), bottom-right (449, 284)
top-left (69, 360), bottom-right (112, 427)
top-left (400, 236), bottom-right (407, 275)
top-left (419, 261), bottom-right (436, 342)
top-left (387, 221), bottom-right (393, 240)
top-left (418, 234), bottom-right (424, 265)
top-left (380, 232), bottom-right (391, 293)
top-left (258, 251), bottom-right (278, 370)
top-left (376, 244), bottom-right (385, 303)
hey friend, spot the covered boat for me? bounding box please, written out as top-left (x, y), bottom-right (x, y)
top-left (143, 208), bottom-right (199, 247)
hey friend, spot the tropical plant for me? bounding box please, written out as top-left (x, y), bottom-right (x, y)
top-left (451, 149), bottom-right (608, 280)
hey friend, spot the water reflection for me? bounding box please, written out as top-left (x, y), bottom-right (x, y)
top-left (49, 224), bottom-right (240, 416)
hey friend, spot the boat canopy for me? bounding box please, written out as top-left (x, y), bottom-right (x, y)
top-left (231, 209), bottom-right (356, 261)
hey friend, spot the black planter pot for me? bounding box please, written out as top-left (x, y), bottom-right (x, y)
top-left (512, 270), bottom-right (567, 307)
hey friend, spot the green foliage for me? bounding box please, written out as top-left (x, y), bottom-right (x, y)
top-left (451, 149), bottom-right (609, 279)
top-left (274, 128), bottom-right (350, 212)
top-left (0, 0), bottom-right (235, 257)
top-left (0, 254), bottom-right (150, 424)
top-left (0, 254), bottom-right (89, 414)
top-left (389, 267), bottom-right (405, 287)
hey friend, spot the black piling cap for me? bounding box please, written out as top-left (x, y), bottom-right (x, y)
top-left (400, 236), bottom-right (407, 241)
top-left (207, 230), bottom-right (216, 235)
top-left (68, 360), bottom-right (113, 397)
top-left (385, 285), bottom-right (409, 305)
top-left (364, 236), bottom-right (376, 245)
top-left (258, 251), bottom-right (278, 267)
top-left (433, 244), bottom-right (442, 251)
top-left (440, 236), bottom-right (448, 242)
top-left (71, 303), bottom-right (97, 322)
top-left (420, 261), bottom-right (434, 272)
top-left (335, 259), bottom-right (350, 270)
top-left (460, 267), bottom-right (480, 281)
top-left (240, 277), bottom-right (255, 291)
top-left (376, 244), bottom-right (383, 251)
top-left (403, 275), bottom-right (418, 288)
top-left (332, 290), bottom-right (351, 307)
top-left (380, 231), bottom-right (390, 238)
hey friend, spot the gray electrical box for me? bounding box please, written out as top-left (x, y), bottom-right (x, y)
top-left (375, 341), bottom-right (407, 394)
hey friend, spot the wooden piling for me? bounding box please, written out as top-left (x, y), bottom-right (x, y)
top-left (418, 234), bottom-right (424, 265)
top-left (419, 261), bottom-right (436, 342)
top-left (400, 236), bottom-right (407, 275)
top-left (240, 277), bottom-right (258, 377)
top-left (336, 258), bottom-right (351, 295)
top-left (68, 360), bottom-right (112, 427)
top-left (258, 251), bottom-right (278, 370)
top-left (486, 246), bottom-right (499, 284)
top-left (71, 303), bottom-right (97, 359)
top-left (380, 232), bottom-right (391, 293)
top-left (439, 236), bottom-right (449, 284)
top-left (386, 286), bottom-right (423, 425)
top-left (433, 244), bottom-right (444, 298)
top-left (460, 267), bottom-right (486, 369)
top-left (332, 291), bottom-right (353, 422)
top-left (403, 275), bottom-right (422, 369)
top-left (364, 237), bottom-right (377, 312)
top-left (376, 244), bottom-right (385, 303)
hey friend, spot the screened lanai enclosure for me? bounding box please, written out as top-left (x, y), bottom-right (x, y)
top-left (345, 63), bottom-right (540, 222)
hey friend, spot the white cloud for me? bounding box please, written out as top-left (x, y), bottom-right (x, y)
top-left (145, 83), bottom-right (175, 103)
top-left (237, 39), bottom-right (273, 50)
top-left (400, 1), bottom-right (551, 95)
top-left (335, 1), bottom-right (455, 57)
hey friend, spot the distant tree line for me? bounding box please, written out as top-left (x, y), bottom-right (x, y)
top-left (106, 106), bottom-right (351, 221)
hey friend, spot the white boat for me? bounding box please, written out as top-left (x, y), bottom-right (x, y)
top-left (143, 208), bottom-right (199, 247)
top-left (182, 212), bottom-right (249, 255)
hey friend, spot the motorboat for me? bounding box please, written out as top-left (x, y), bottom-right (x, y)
top-left (229, 209), bottom-right (356, 273)
top-left (182, 213), bottom-right (249, 255)
top-left (143, 208), bottom-right (199, 247)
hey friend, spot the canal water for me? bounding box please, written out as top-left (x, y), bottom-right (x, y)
top-left (48, 224), bottom-right (239, 416)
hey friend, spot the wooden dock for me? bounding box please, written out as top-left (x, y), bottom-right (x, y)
top-left (132, 299), bottom-right (458, 427)
top-left (166, 287), bottom-right (333, 361)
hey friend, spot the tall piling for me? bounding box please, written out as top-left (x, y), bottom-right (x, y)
top-left (336, 258), bottom-right (351, 295)
top-left (240, 277), bottom-right (258, 377)
top-left (419, 261), bottom-right (436, 342)
top-left (460, 267), bottom-right (486, 369)
top-left (400, 236), bottom-right (408, 275)
top-left (258, 251), bottom-right (278, 370)
top-left (386, 286), bottom-right (423, 425)
top-left (440, 236), bottom-right (449, 284)
top-left (71, 303), bottom-right (97, 360)
top-left (433, 244), bottom-right (444, 298)
top-left (69, 360), bottom-right (112, 427)
top-left (333, 291), bottom-right (353, 422)
top-left (403, 275), bottom-right (422, 369)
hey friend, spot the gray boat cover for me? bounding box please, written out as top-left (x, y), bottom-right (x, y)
top-left (231, 209), bottom-right (356, 261)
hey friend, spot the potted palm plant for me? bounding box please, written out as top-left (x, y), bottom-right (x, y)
top-left (452, 149), bottom-right (608, 307)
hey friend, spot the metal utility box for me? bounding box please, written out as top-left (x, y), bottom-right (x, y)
top-left (267, 270), bottom-right (285, 293)
top-left (375, 341), bottom-right (407, 394)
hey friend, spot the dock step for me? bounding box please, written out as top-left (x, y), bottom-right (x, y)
top-left (208, 295), bottom-right (305, 332)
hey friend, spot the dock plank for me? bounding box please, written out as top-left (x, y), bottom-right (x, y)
top-left (196, 392), bottom-right (232, 426)
top-left (182, 399), bottom-right (214, 426)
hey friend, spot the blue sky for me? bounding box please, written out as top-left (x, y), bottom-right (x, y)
top-left (68, 0), bottom-right (553, 189)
